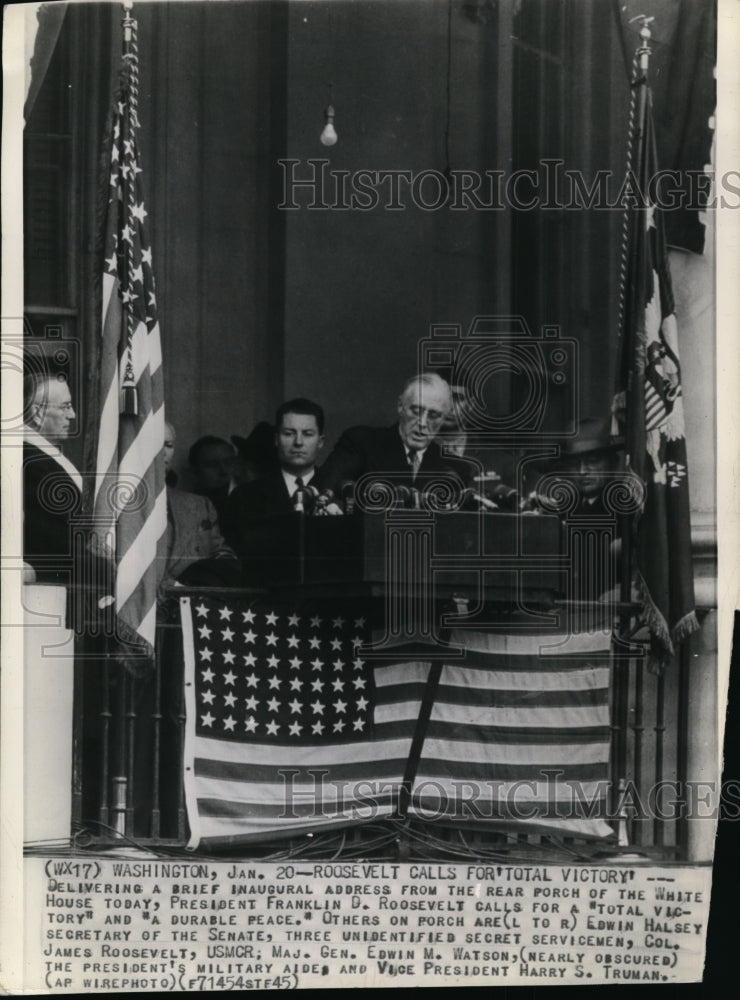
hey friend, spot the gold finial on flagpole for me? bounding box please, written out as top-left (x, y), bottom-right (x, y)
top-left (123, 0), bottom-right (134, 42)
top-left (629, 14), bottom-right (654, 74)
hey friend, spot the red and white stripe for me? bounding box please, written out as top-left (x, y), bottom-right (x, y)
top-left (93, 8), bottom-right (166, 653)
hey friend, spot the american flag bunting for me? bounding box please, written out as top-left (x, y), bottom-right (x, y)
top-left (181, 596), bottom-right (614, 848)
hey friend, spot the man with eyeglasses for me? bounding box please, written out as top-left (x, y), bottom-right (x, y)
top-left (22, 371), bottom-right (83, 581)
top-left (320, 373), bottom-right (470, 499)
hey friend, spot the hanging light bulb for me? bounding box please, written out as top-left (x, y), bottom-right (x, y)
top-left (320, 104), bottom-right (338, 146)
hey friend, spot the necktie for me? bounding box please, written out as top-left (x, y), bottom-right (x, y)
top-left (407, 449), bottom-right (420, 479)
top-left (292, 476), bottom-right (305, 511)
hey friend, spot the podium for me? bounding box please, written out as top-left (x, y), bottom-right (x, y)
top-left (236, 510), bottom-right (564, 604)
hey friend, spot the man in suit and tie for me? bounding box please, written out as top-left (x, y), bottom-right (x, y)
top-left (319, 372), bottom-right (470, 499)
top-left (222, 398), bottom-right (335, 553)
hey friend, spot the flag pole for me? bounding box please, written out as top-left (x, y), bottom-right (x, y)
top-left (120, 0), bottom-right (139, 416)
top-left (619, 15), bottom-right (654, 631)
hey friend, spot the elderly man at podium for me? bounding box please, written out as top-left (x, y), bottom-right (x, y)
top-left (320, 373), bottom-right (471, 499)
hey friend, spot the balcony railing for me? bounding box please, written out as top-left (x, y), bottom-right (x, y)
top-left (60, 589), bottom-right (702, 861)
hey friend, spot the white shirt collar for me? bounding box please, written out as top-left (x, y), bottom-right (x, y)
top-left (399, 428), bottom-right (427, 461)
top-left (24, 424), bottom-right (83, 491)
top-left (282, 468), bottom-right (315, 493)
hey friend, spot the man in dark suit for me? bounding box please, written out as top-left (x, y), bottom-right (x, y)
top-left (187, 435), bottom-right (238, 526)
top-left (23, 372), bottom-right (84, 583)
top-left (223, 398), bottom-right (335, 553)
top-left (319, 373), bottom-right (471, 500)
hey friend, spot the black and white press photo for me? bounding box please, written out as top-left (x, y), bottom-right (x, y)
top-left (1, 0), bottom-right (737, 991)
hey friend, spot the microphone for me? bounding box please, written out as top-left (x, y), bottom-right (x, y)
top-left (394, 485), bottom-right (415, 508)
top-left (487, 482), bottom-right (518, 508)
top-left (461, 487), bottom-right (499, 512)
top-left (301, 484), bottom-right (323, 513)
top-left (520, 490), bottom-right (560, 514)
top-left (337, 480), bottom-right (356, 515)
top-left (292, 486), bottom-right (307, 513)
top-left (315, 487), bottom-right (335, 511)
top-left (307, 487), bottom-right (336, 515)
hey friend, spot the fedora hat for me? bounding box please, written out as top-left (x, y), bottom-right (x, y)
top-left (561, 416), bottom-right (624, 458)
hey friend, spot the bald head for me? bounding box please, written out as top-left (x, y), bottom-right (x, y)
top-left (397, 374), bottom-right (452, 451)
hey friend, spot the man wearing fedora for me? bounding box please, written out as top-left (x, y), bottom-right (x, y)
top-left (521, 418), bottom-right (624, 603)
top-left (560, 421), bottom-right (623, 517)
top-left (523, 417), bottom-right (623, 518)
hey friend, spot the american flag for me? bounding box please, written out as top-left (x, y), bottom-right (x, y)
top-left (410, 628), bottom-right (614, 839)
top-left (620, 93), bottom-right (698, 669)
top-left (181, 596), bottom-right (614, 848)
top-left (92, 6), bottom-right (167, 654)
top-left (181, 596), bottom-right (426, 847)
